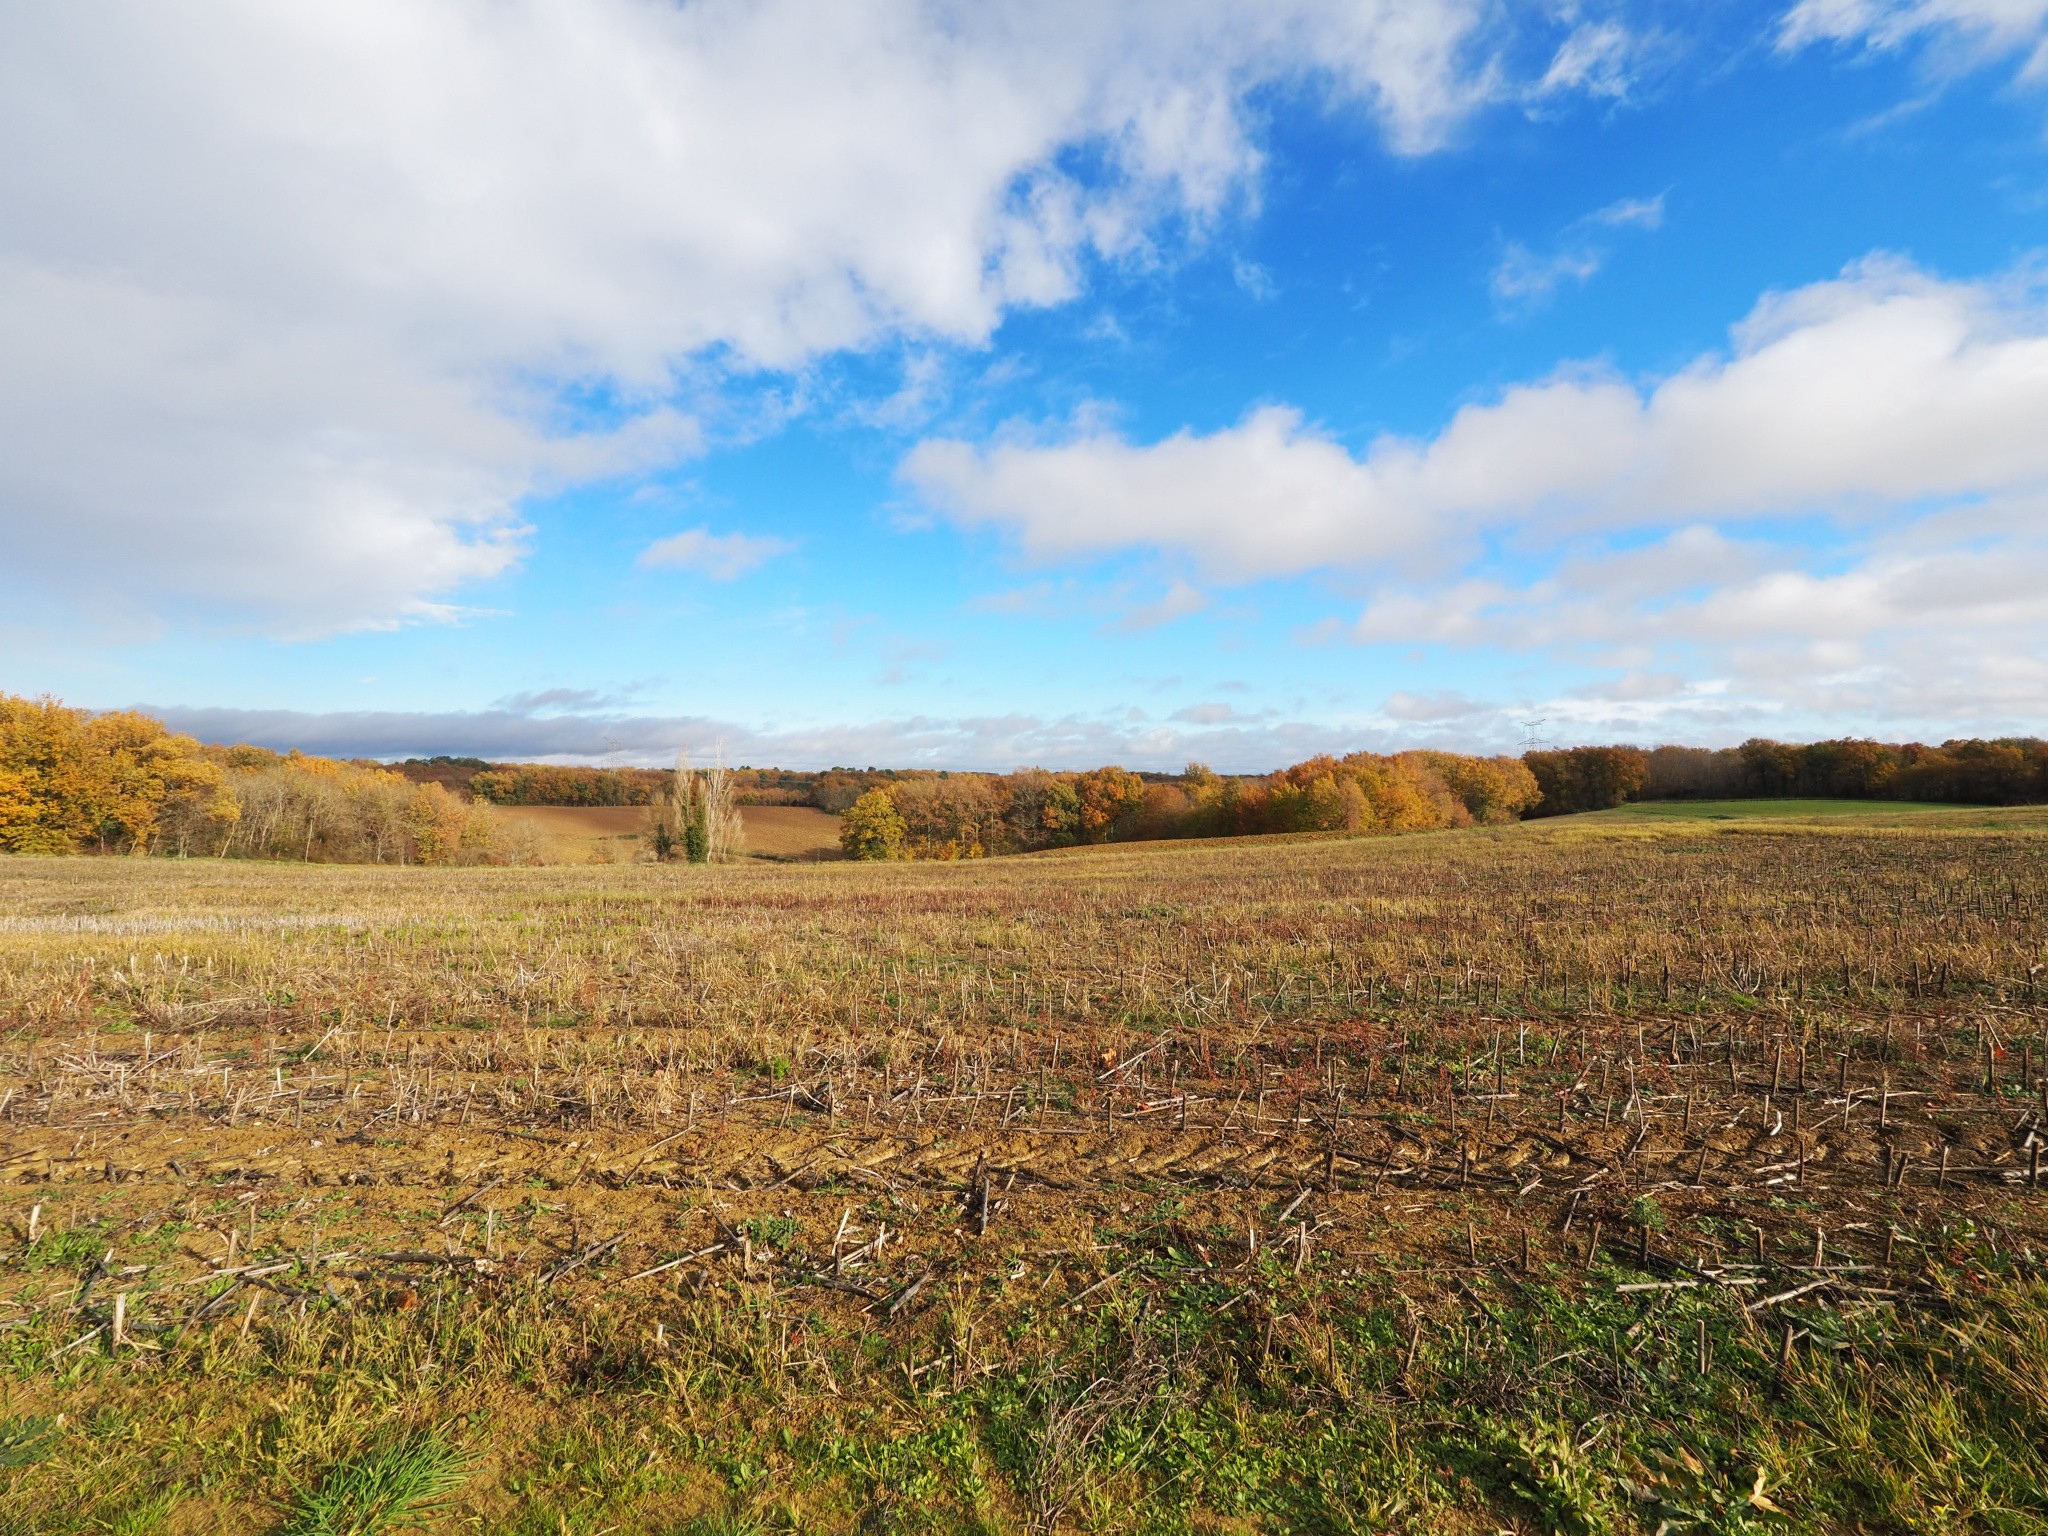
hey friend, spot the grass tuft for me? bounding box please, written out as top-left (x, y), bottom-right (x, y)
top-left (277, 1431), bottom-right (472, 1536)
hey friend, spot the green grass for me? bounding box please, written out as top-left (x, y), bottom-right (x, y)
top-left (4, 1253), bottom-right (2047, 1534)
top-left (1576, 797), bottom-right (2000, 821)
top-left (277, 1433), bottom-right (473, 1536)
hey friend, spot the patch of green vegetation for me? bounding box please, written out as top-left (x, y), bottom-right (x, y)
top-left (20, 1225), bottom-right (108, 1272)
top-left (1584, 797), bottom-right (1973, 821)
top-left (740, 1215), bottom-right (801, 1251)
top-left (278, 1431), bottom-right (472, 1536)
top-left (0, 1414), bottom-right (59, 1469)
top-left (0, 1245), bottom-right (2045, 1533)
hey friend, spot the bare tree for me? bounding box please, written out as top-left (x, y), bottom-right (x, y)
top-left (648, 748), bottom-right (747, 864)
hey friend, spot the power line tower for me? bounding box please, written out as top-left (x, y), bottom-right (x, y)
top-left (1518, 718), bottom-right (1549, 753)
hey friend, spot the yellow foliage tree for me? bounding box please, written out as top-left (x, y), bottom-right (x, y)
top-left (0, 694), bottom-right (237, 854)
top-left (839, 787), bottom-right (907, 860)
top-left (404, 782), bottom-right (473, 866)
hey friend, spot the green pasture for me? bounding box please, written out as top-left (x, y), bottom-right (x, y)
top-left (1569, 797), bottom-right (2048, 829)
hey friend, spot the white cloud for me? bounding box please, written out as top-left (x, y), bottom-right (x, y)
top-left (1779, 0), bottom-right (2048, 78)
top-left (639, 527), bottom-right (795, 581)
top-left (1382, 689), bottom-right (1491, 721)
top-left (1491, 242), bottom-right (1610, 303)
top-left (1589, 193), bottom-right (1667, 230)
top-left (1490, 192), bottom-right (1664, 306)
top-left (2, 0), bottom-right (1578, 634)
top-left (1535, 19), bottom-right (1643, 99)
top-left (905, 256), bottom-right (2048, 580)
top-left (1108, 579), bottom-right (1210, 633)
top-left (906, 255), bottom-right (2048, 729)
top-left (1341, 521), bottom-right (2048, 734)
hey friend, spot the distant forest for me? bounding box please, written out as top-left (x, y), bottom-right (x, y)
top-left (1, 691), bottom-right (2041, 862)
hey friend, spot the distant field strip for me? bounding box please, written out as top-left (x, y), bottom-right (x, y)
top-left (487, 801), bottom-right (843, 860)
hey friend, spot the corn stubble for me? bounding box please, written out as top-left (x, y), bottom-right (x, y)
top-left (1, 817), bottom-right (2046, 1532)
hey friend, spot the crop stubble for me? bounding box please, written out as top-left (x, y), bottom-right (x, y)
top-left (2, 818), bottom-right (2047, 1530)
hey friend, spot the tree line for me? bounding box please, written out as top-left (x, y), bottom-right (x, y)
top-left (464, 762), bottom-right (812, 807)
top-left (837, 752), bottom-right (1541, 859)
top-left (1525, 736), bottom-right (2048, 815)
top-left (1, 695), bottom-right (526, 863)
top-left (6, 692), bottom-right (2045, 861)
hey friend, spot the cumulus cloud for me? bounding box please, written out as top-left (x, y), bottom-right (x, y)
top-left (904, 256), bottom-right (2048, 579)
top-left (905, 255), bottom-right (2048, 730)
top-left (1342, 521), bottom-right (2048, 736)
top-left (639, 527), bottom-right (795, 580)
top-left (1, 0), bottom-right (1590, 634)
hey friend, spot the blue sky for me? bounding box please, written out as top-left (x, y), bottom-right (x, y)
top-left (5, 1), bottom-right (2048, 770)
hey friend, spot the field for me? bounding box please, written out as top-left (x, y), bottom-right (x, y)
top-left (1, 812), bottom-right (2046, 1534)
top-left (1575, 800), bottom-right (2048, 829)
top-left (487, 804), bottom-right (843, 863)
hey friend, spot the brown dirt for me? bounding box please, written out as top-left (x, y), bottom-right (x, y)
top-left (3, 1006), bottom-right (2041, 1345)
top-left (486, 803), bottom-right (841, 861)
top-left (491, 805), bottom-right (649, 837)
top-left (735, 804), bottom-right (843, 859)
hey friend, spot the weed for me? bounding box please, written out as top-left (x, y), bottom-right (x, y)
top-left (277, 1432), bottom-right (472, 1536)
top-left (740, 1215), bottom-right (801, 1251)
top-left (0, 1415), bottom-right (57, 1469)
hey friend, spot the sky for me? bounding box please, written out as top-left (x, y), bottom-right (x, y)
top-left (5, 0), bottom-right (2048, 771)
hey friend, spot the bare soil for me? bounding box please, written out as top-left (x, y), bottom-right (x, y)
top-left (486, 802), bottom-right (842, 861)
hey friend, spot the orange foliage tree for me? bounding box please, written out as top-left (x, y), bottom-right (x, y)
top-left (0, 694), bottom-right (237, 854)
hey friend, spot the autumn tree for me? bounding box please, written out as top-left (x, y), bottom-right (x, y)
top-left (1523, 746), bottom-right (1650, 816)
top-left (1073, 767), bottom-right (1145, 842)
top-left (404, 782), bottom-right (473, 865)
top-left (1002, 769), bottom-right (1082, 850)
top-left (0, 694), bottom-right (236, 855)
top-left (0, 694), bottom-right (98, 853)
top-left (1402, 751), bottom-right (1539, 824)
top-left (840, 787), bottom-right (907, 860)
top-left (890, 774), bottom-right (1007, 858)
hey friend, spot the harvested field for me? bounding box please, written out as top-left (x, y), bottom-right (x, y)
top-left (736, 804), bottom-right (844, 859)
top-left (1, 816), bottom-right (2046, 1532)
top-left (487, 802), bottom-right (843, 862)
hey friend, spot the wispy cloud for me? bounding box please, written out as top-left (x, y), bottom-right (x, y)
top-left (1382, 689), bottom-right (1491, 723)
top-left (1491, 191), bottom-right (1666, 307)
top-left (1106, 580), bottom-right (1209, 634)
top-left (1779, 0), bottom-right (2048, 82)
top-left (638, 527), bottom-right (794, 580)
top-left (1534, 19), bottom-right (1644, 101)
top-left (1490, 243), bottom-right (1609, 304)
top-left (496, 687), bottom-right (629, 713)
